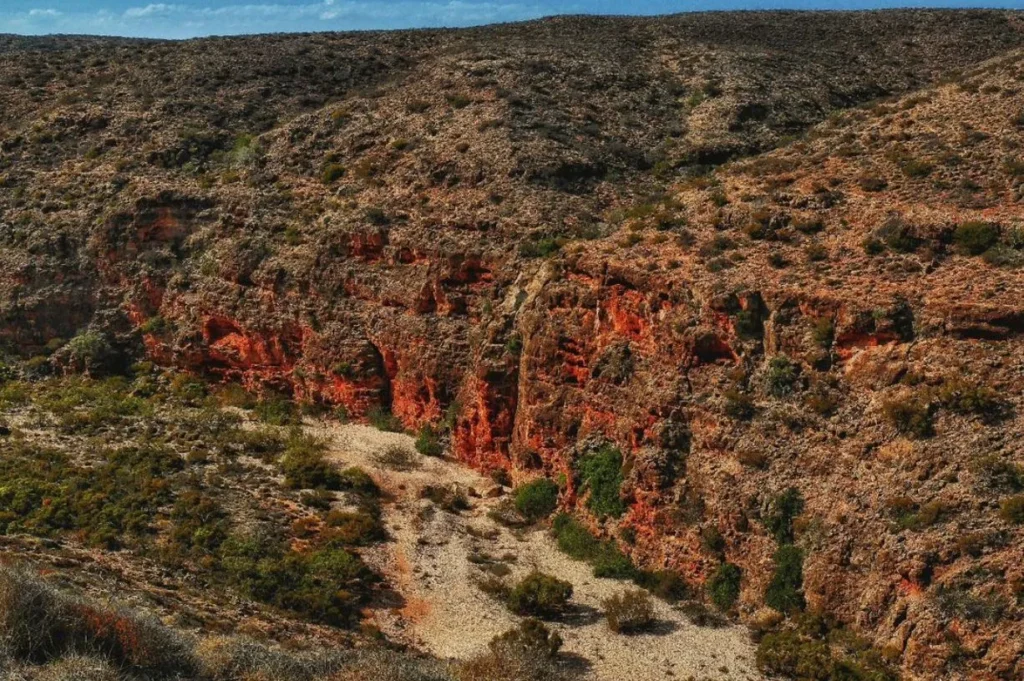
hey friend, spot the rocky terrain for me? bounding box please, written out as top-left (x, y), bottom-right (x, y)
top-left (1, 9), bottom-right (1024, 681)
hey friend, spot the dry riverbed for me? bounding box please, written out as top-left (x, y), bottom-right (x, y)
top-left (315, 422), bottom-right (763, 681)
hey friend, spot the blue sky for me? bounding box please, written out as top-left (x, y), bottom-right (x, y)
top-left (1, 1), bottom-right (1021, 38)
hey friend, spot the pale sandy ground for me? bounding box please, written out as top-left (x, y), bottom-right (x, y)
top-left (315, 422), bottom-right (763, 681)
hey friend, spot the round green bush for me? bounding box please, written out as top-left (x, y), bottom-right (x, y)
top-left (514, 479), bottom-right (559, 521)
top-left (506, 572), bottom-right (573, 619)
top-left (707, 562), bottom-right (742, 611)
top-left (576, 445), bottom-right (626, 518)
top-left (954, 221), bottom-right (999, 255)
top-left (764, 545), bottom-right (806, 613)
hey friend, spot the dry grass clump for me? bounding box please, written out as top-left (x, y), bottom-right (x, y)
top-left (374, 445), bottom-right (421, 471)
top-left (325, 649), bottom-right (453, 681)
top-left (33, 655), bottom-right (120, 681)
top-left (602, 590), bottom-right (657, 633)
top-left (457, 619), bottom-right (570, 681)
top-left (0, 566), bottom-right (197, 677)
top-left (195, 636), bottom-right (347, 681)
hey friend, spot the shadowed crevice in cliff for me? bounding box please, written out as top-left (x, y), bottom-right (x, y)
top-left (365, 340), bottom-right (394, 416)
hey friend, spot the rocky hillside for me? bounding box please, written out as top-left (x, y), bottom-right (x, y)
top-left (1, 9), bottom-right (1023, 681)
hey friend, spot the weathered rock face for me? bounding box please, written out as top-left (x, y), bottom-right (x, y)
top-left (2, 13), bottom-right (1024, 680)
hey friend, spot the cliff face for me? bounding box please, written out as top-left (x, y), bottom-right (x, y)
top-left (2, 11), bottom-right (1024, 679)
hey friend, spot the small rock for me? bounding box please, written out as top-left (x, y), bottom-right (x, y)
top-left (483, 485), bottom-right (505, 498)
top-left (0, 425), bottom-right (10, 437)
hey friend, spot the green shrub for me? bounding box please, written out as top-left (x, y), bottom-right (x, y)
top-left (323, 510), bottom-right (386, 546)
top-left (766, 356), bottom-right (799, 397)
top-left (735, 308), bottom-right (765, 339)
top-left (420, 484), bottom-right (469, 513)
top-left (61, 332), bottom-right (115, 375)
top-left (593, 343), bottom-right (635, 384)
top-left (214, 383), bottom-right (257, 409)
top-left (795, 218), bottom-right (825, 234)
top-left (0, 361), bottom-right (18, 383)
top-left (933, 582), bottom-right (1010, 623)
top-left (576, 444), bottom-right (625, 518)
top-left (519, 237), bottom-right (563, 259)
top-left (882, 397), bottom-right (933, 438)
top-left (862, 237), bottom-right (885, 255)
top-left (982, 244), bottom-right (1024, 268)
top-left (514, 479), bottom-right (560, 522)
top-left (700, 526), bottom-right (726, 555)
top-left (971, 455), bottom-right (1024, 492)
top-left (724, 389), bottom-right (756, 420)
top-left (756, 630), bottom-right (832, 679)
top-left (321, 163), bottom-right (345, 184)
top-left (460, 619), bottom-right (565, 681)
top-left (634, 570), bottom-right (689, 602)
top-left (0, 441), bottom-right (181, 549)
top-left (938, 380), bottom-right (1005, 420)
top-left (368, 406), bottom-right (404, 432)
top-left (805, 243), bottom-right (829, 262)
top-left (339, 466), bottom-right (380, 496)
top-left (707, 562), bottom-right (742, 611)
top-left (885, 496), bottom-right (947, 531)
top-left (811, 318), bottom-right (835, 348)
top-left (506, 572), bottom-right (573, 619)
top-left (446, 93), bottom-right (472, 109)
top-left (602, 590), bottom-right (656, 633)
top-left (166, 490), bottom-right (230, 560)
top-left (592, 544), bottom-right (637, 580)
top-left (876, 218), bottom-right (920, 253)
top-left (168, 373), bottom-right (207, 404)
top-left (32, 376), bottom-right (153, 434)
top-left (504, 335), bottom-right (523, 355)
top-left (489, 618), bottom-right (562, 659)
top-left (365, 207), bottom-right (389, 226)
top-left (900, 158), bottom-right (934, 178)
top-left (253, 391), bottom-right (299, 425)
top-left (280, 433), bottom-right (341, 490)
top-left (414, 424), bottom-right (443, 457)
top-left (228, 425), bottom-right (285, 459)
top-left (857, 176), bottom-right (888, 192)
top-left (219, 532), bottom-right (373, 627)
top-left (999, 495), bottom-right (1024, 524)
top-left (954, 221), bottom-right (1000, 255)
top-left (300, 489), bottom-right (335, 510)
top-left (550, 514), bottom-right (636, 580)
top-left (757, 624), bottom-right (898, 681)
top-left (765, 545), bottom-right (805, 613)
top-left (551, 513), bottom-right (601, 560)
top-left (764, 487), bottom-right (804, 544)
top-left (139, 316), bottom-right (168, 335)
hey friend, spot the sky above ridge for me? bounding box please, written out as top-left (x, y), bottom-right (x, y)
top-left (2, 1), bottom-right (1022, 38)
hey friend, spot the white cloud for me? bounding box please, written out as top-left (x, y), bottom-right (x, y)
top-left (3, 0), bottom-right (566, 38)
top-left (123, 4), bottom-right (183, 18)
